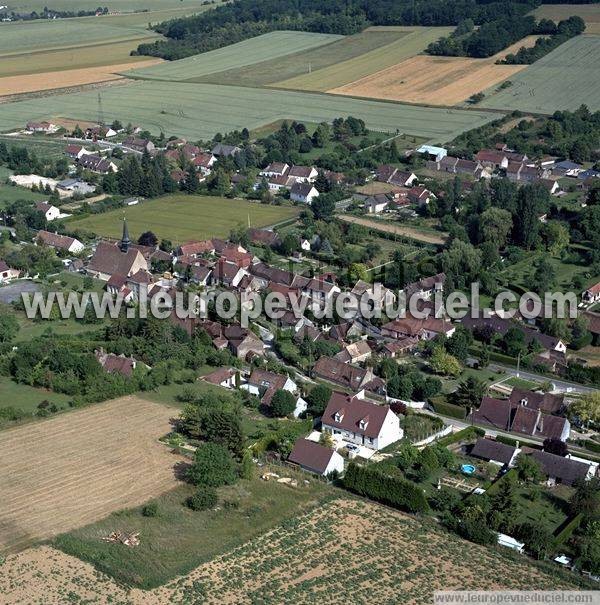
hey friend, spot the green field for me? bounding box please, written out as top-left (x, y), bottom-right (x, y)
top-left (480, 35), bottom-right (600, 113)
top-left (128, 31), bottom-right (344, 82)
top-left (53, 472), bottom-right (329, 588)
top-left (68, 194), bottom-right (299, 242)
top-left (4, 0), bottom-right (214, 12)
top-left (0, 80), bottom-right (500, 141)
top-left (190, 29), bottom-right (410, 87)
top-left (0, 375), bottom-right (72, 418)
top-left (274, 26), bottom-right (453, 91)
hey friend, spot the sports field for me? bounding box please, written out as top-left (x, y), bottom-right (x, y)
top-left (0, 396), bottom-right (179, 554)
top-left (0, 80), bottom-right (500, 141)
top-left (273, 26), bottom-right (453, 92)
top-left (532, 3), bottom-right (600, 35)
top-left (480, 35), bottom-right (600, 113)
top-left (328, 37), bottom-right (539, 106)
top-left (69, 194), bottom-right (299, 242)
top-left (128, 31), bottom-right (344, 81)
top-left (0, 499), bottom-right (581, 603)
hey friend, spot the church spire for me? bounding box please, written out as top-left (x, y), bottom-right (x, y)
top-left (120, 217), bottom-right (130, 252)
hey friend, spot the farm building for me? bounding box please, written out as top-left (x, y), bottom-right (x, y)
top-left (288, 439), bottom-right (344, 477)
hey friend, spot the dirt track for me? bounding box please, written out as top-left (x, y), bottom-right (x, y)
top-left (0, 396), bottom-right (179, 553)
top-left (339, 214), bottom-right (447, 245)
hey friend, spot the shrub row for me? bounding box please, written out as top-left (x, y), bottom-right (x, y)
top-left (553, 513), bottom-right (583, 546)
top-left (436, 426), bottom-right (485, 448)
top-left (428, 396), bottom-right (467, 420)
top-left (343, 462), bottom-right (429, 514)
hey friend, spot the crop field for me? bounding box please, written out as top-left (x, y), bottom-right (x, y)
top-left (0, 499), bottom-right (581, 603)
top-left (340, 214), bottom-right (448, 245)
top-left (480, 35), bottom-right (600, 113)
top-left (0, 60), bottom-right (161, 97)
top-left (69, 194), bottom-right (299, 242)
top-left (273, 26), bottom-right (453, 92)
top-left (329, 36), bottom-right (539, 106)
top-left (128, 31), bottom-right (344, 82)
top-left (0, 80), bottom-right (500, 142)
top-left (5, 0), bottom-right (213, 11)
top-left (194, 29), bottom-right (410, 87)
top-left (532, 4), bottom-right (600, 35)
top-left (0, 396), bottom-right (179, 554)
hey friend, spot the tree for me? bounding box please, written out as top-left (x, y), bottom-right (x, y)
top-left (138, 231), bottom-right (158, 247)
top-left (445, 326), bottom-right (472, 362)
top-left (429, 346), bottom-right (461, 377)
top-left (186, 487), bottom-right (218, 510)
top-left (515, 454), bottom-right (544, 484)
top-left (440, 240), bottom-right (482, 289)
top-left (568, 392), bottom-right (600, 427)
top-left (570, 477), bottom-right (600, 518)
top-left (502, 326), bottom-right (526, 358)
top-left (307, 384), bottom-right (331, 416)
top-left (540, 221), bottom-right (569, 256)
top-left (270, 389), bottom-right (296, 417)
top-left (515, 522), bottom-right (552, 559)
top-left (0, 314), bottom-right (19, 343)
top-left (187, 442), bottom-right (237, 487)
top-left (543, 438), bottom-right (568, 457)
top-left (319, 431), bottom-right (334, 448)
top-left (240, 450), bottom-right (254, 480)
top-left (311, 192), bottom-right (336, 220)
top-left (479, 207), bottom-right (512, 248)
top-left (183, 165), bottom-right (200, 193)
top-left (531, 256), bottom-right (556, 295)
top-left (453, 376), bottom-right (487, 408)
top-left (280, 233), bottom-right (299, 256)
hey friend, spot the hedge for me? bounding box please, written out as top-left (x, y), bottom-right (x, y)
top-left (553, 513), bottom-right (583, 547)
top-left (344, 463), bottom-right (429, 513)
top-left (494, 434), bottom-right (542, 449)
top-left (429, 396), bottom-right (467, 420)
top-left (570, 332), bottom-right (593, 351)
top-left (436, 426), bottom-right (485, 448)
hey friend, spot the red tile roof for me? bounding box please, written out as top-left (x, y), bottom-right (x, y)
top-left (288, 439), bottom-right (336, 474)
top-left (322, 391), bottom-right (391, 439)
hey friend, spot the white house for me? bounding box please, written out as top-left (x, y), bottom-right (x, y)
top-left (259, 162), bottom-right (290, 178)
top-left (241, 368), bottom-right (306, 417)
top-left (321, 392), bottom-right (402, 450)
top-left (291, 183), bottom-right (319, 204)
top-left (288, 165), bottom-right (318, 183)
top-left (288, 439), bottom-right (345, 477)
top-left (37, 230), bottom-right (85, 254)
top-left (202, 367), bottom-right (239, 389)
top-left (35, 201), bottom-right (61, 222)
top-left (300, 238), bottom-right (311, 251)
top-left (583, 281), bottom-right (600, 304)
top-left (0, 260), bottom-right (20, 283)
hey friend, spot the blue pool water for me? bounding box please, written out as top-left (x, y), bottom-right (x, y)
top-left (461, 464), bottom-right (476, 475)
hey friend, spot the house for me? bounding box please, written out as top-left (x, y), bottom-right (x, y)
top-left (429, 156), bottom-right (488, 178)
top-left (380, 337), bottom-right (419, 358)
top-left (321, 391), bottom-right (402, 450)
top-left (260, 162), bottom-right (290, 178)
top-left (506, 162), bottom-right (548, 183)
top-left (407, 186), bottom-right (435, 206)
top-left (553, 160), bottom-right (583, 178)
top-left (382, 314), bottom-right (454, 341)
top-left (404, 272), bottom-right (446, 299)
top-left (191, 153), bottom-right (216, 175)
top-left (291, 183), bottom-right (319, 204)
top-left (584, 311), bottom-right (600, 345)
top-left (288, 439), bottom-right (345, 476)
top-left (123, 137), bottom-right (155, 154)
top-left (202, 367), bottom-right (238, 388)
top-left (303, 277), bottom-right (340, 303)
top-left (376, 165), bottom-right (417, 187)
top-left (223, 324), bottom-right (264, 360)
top-left (78, 154), bottom-right (117, 174)
top-left (213, 259), bottom-right (247, 288)
top-left (26, 121), bottom-right (57, 133)
top-left (242, 368), bottom-right (305, 416)
top-left (247, 228), bottom-right (280, 248)
top-left (35, 202), bottom-right (60, 222)
top-left (416, 144), bottom-right (447, 162)
top-left (508, 388), bottom-right (564, 416)
top-left (583, 281), bottom-right (600, 304)
top-left (526, 450), bottom-right (591, 486)
top-left (0, 260), bottom-right (20, 283)
top-left (64, 144), bottom-right (88, 160)
top-left (211, 143), bottom-right (241, 157)
top-left (313, 357), bottom-right (383, 394)
top-left (335, 340), bottom-right (372, 364)
top-left (470, 438), bottom-right (518, 467)
top-left (176, 240), bottom-right (215, 258)
top-left (288, 165), bottom-right (318, 183)
top-left (85, 126), bottom-right (117, 139)
top-left (351, 279), bottom-right (397, 311)
top-left (95, 348), bottom-right (139, 378)
top-left (540, 178), bottom-right (561, 195)
top-left (220, 245), bottom-right (253, 268)
top-left (471, 396), bottom-right (570, 441)
top-left (475, 149), bottom-right (509, 169)
top-left (364, 193), bottom-right (391, 213)
top-left (37, 230), bottom-right (84, 254)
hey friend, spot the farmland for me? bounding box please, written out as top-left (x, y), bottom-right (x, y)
top-left (0, 60), bottom-right (161, 97)
top-left (0, 396), bottom-right (179, 554)
top-left (195, 28), bottom-right (411, 87)
top-left (68, 194), bottom-right (300, 243)
top-left (0, 499), bottom-right (581, 603)
top-left (532, 4), bottom-right (600, 35)
top-left (480, 35), bottom-right (600, 113)
top-left (274, 26), bottom-right (453, 92)
top-left (328, 37), bottom-right (540, 106)
top-left (0, 80), bottom-right (500, 142)
top-left (128, 31), bottom-right (344, 82)
top-left (5, 0), bottom-right (214, 12)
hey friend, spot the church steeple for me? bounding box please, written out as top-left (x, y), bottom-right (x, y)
top-left (120, 217), bottom-right (131, 253)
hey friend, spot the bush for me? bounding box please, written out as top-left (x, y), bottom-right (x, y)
top-left (270, 389), bottom-right (297, 417)
top-left (570, 332), bottom-right (593, 351)
top-left (186, 487), bottom-right (218, 511)
top-left (436, 426), bottom-right (484, 447)
top-left (141, 502), bottom-right (159, 517)
top-left (187, 442), bottom-right (237, 487)
top-left (344, 462), bottom-right (429, 514)
top-left (428, 396), bottom-right (467, 420)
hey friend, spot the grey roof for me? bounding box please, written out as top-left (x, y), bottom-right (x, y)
top-left (471, 438), bottom-right (517, 465)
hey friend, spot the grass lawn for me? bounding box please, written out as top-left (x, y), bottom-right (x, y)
top-left (504, 376), bottom-right (543, 390)
top-left (53, 470), bottom-right (332, 588)
top-left (68, 194), bottom-right (299, 243)
top-left (514, 483), bottom-right (572, 534)
top-left (0, 375), bottom-right (72, 417)
top-left (0, 164), bottom-right (48, 208)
